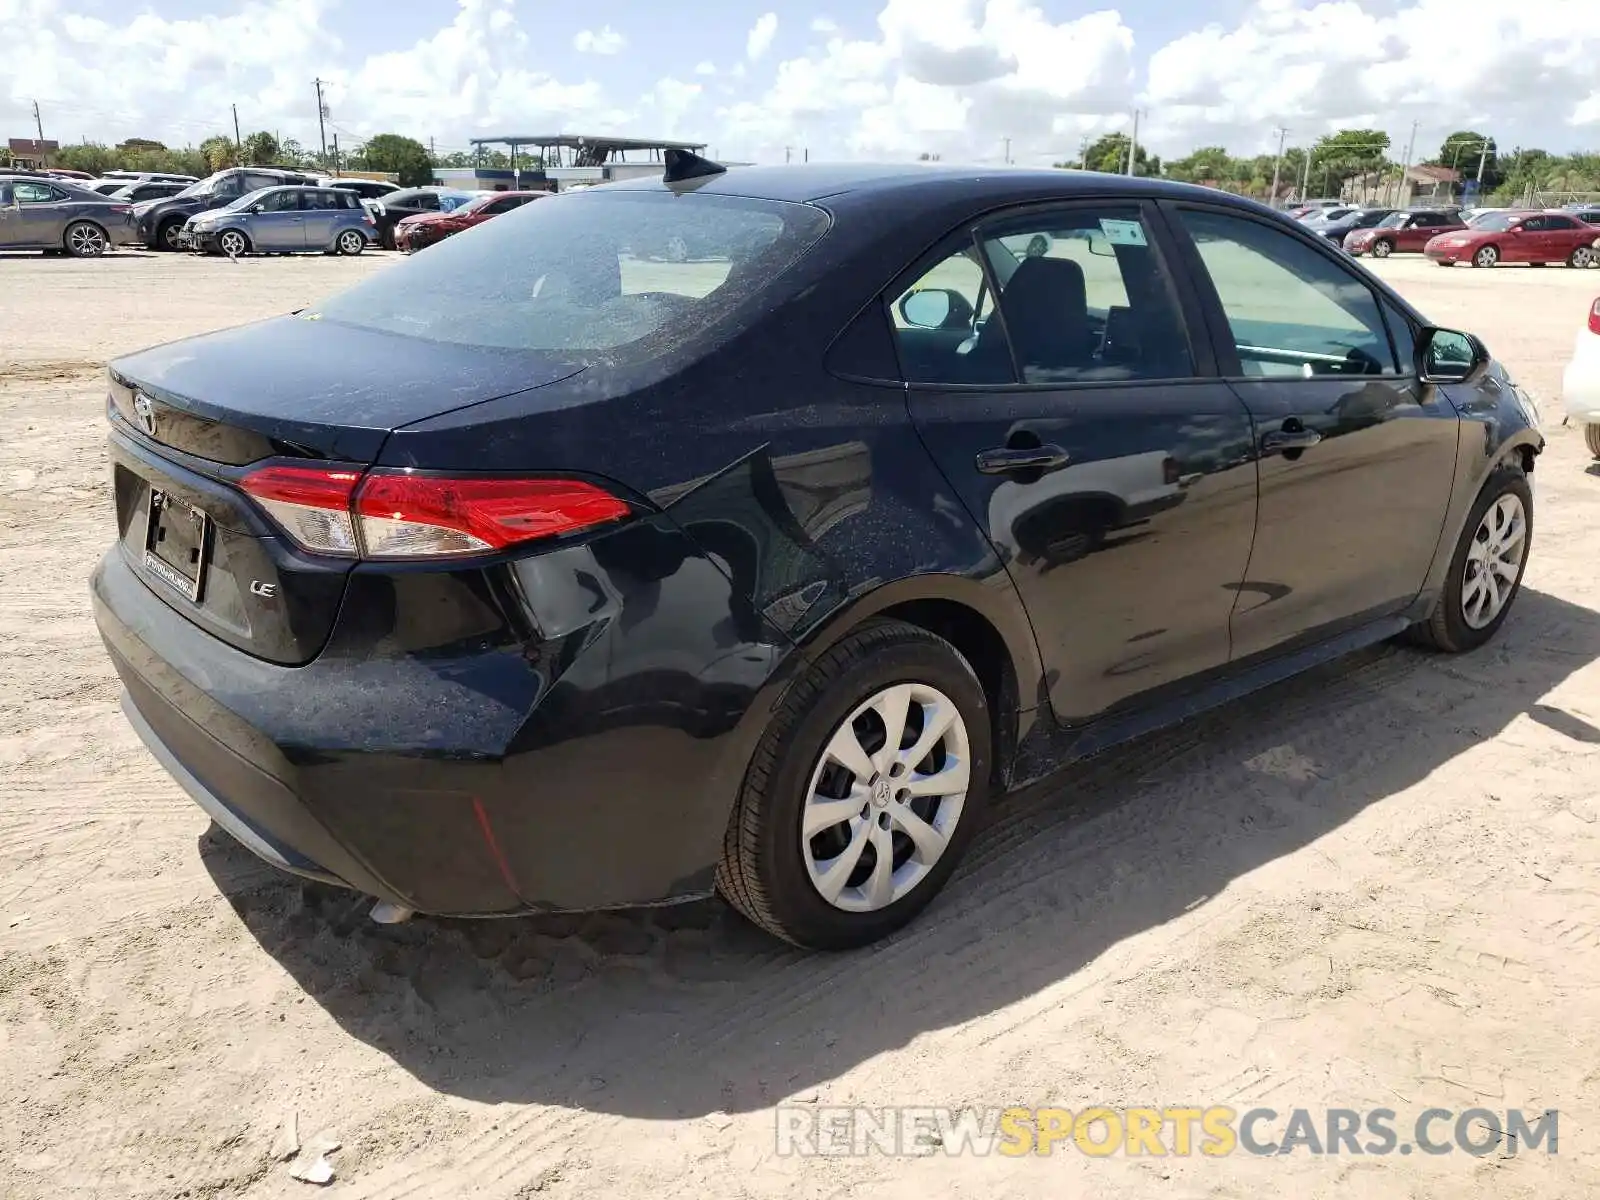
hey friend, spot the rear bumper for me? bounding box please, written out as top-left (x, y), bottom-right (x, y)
top-left (91, 511), bottom-right (793, 916)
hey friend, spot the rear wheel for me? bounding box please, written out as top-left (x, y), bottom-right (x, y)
top-left (1568, 245), bottom-right (1596, 268)
top-left (1585, 424), bottom-right (1600, 459)
top-left (1472, 245), bottom-right (1499, 268)
top-left (1371, 238), bottom-right (1394, 258)
top-left (64, 221), bottom-right (107, 257)
top-left (336, 229), bottom-right (366, 256)
top-left (716, 619), bottom-right (992, 949)
top-left (1406, 467), bottom-right (1531, 653)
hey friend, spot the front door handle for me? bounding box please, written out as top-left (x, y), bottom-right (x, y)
top-left (975, 444), bottom-right (1071, 475)
top-left (1261, 427), bottom-right (1322, 454)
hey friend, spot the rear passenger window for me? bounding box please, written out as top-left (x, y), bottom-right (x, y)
top-left (1176, 208), bottom-right (1399, 377)
top-left (887, 206), bottom-right (1193, 386)
top-left (980, 207), bottom-right (1193, 383)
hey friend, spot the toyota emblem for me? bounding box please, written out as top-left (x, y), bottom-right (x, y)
top-left (133, 393), bottom-right (156, 437)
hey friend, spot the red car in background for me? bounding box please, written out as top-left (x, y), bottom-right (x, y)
top-left (394, 190), bottom-right (544, 252)
top-left (1425, 210), bottom-right (1599, 268)
top-left (1344, 208), bottom-right (1465, 258)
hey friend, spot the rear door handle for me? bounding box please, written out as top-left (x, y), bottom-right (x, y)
top-left (1261, 428), bottom-right (1322, 453)
top-left (974, 445), bottom-right (1071, 475)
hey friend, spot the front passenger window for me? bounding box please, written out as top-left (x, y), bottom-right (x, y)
top-left (1176, 208), bottom-right (1398, 377)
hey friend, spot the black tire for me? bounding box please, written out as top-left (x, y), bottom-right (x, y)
top-left (1472, 245), bottom-right (1499, 268)
top-left (63, 221), bottom-right (107, 258)
top-left (1371, 238), bottom-right (1393, 258)
top-left (1405, 466), bottom-right (1532, 653)
top-left (157, 219), bottom-right (185, 252)
top-left (1585, 424), bottom-right (1600, 459)
top-left (715, 619), bottom-right (993, 950)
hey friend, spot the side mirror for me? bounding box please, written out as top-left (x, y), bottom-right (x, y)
top-left (1418, 327), bottom-right (1489, 385)
top-left (899, 288), bottom-right (974, 330)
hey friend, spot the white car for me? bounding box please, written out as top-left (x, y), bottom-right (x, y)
top-left (1563, 295), bottom-right (1600, 457)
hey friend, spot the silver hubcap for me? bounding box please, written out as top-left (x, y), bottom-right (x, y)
top-left (221, 233), bottom-right (244, 256)
top-left (1374, 241), bottom-right (1390, 257)
top-left (1574, 248), bottom-right (1595, 267)
top-left (1476, 248), bottom-right (1496, 267)
top-left (801, 682), bottom-right (971, 913)
top-left (70, 225), bottom-right (103, 254)
top-left (1462, 493), bottom-right (1527, 629)
top-left (341, 233), bottom-right (361, 251)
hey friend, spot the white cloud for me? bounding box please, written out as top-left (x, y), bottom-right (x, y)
top-left (2, 0), bottom-right (1596, 170)
top-left (746, 12), bottom-right (778, 61)
top-left (572, 25), bottom-right (625, 55)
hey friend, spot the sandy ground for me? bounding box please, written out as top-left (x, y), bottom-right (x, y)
top-left (2, 247), bottom-right (1600, 1199)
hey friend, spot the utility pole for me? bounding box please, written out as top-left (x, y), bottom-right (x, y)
top-left (803, 147), bottom-right (808, 163)
top-left (1300, 145), bottom-right (1313, 201)
top-left (332, 134), bottom-right (340, 176)
top-left (1125, 110), bottom-right (1141, 176)
top-left (314, 78), bottom-right (329, 162)
top-left (1399, 119), bottom-right (1419, 205)
top-left (1079, 136), bottom-right (1089, 169)
top-left (1003, 136), bottom-right (1011, 165)
top-left (232, 104), bottom-right (241, 155)
top-left (785, 146), bottom-right (792, 163)
top-left (1475, 137), bottom-right (1491, 183)
top-left (32, 99), bottom-right (44, 144)
top-left (1269, 126), bottom-right (1288, 206)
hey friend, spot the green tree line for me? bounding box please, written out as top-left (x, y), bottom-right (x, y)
top-left (1058, 128), bottom-right (1600, 202)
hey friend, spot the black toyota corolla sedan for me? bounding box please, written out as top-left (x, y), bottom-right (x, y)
top-left (92, 155), bottom-right (1543, 950)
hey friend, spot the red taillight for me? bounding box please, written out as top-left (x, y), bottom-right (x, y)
top-left (240, 465), bottom-right (363, 556)
top-left (109, 204), bottom-right (132, 214)
top-left (240, 465), bottom-right (629, 559)
top-left (1589, 298), bottom-right (1600, 337)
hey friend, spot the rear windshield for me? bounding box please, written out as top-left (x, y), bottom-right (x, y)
top-left (311, 189), bottom-right (831, 356)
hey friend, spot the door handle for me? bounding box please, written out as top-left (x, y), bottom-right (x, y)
top-left (1261, 427), bottom-right (1323, 454)
top-left (975, 444), bottom-right (1071, 475)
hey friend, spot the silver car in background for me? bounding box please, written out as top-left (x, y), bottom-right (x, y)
top-left (179, 185), bottom-right (377, 257)
top-left (0, 175), bottom-right (139, 257)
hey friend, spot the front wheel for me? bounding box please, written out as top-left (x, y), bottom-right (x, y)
top-left (1371, 238), bottom-right (1393, 258)
top-left (217, 229), bottom-right (249, 258)
top-left (1472, 245), bottom-right (1500, 268)
top-left (158, 220), bottom-right (185, 252)
top-left (337, 230), bottom-right (366, 256)
top-left (1405, 467), bottom-right (1532, 653)
top-left (716, 619), bottom-right (992, 949)
top-left (64, 221), bottom-right (107, 257)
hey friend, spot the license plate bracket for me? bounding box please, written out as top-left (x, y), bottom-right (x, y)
top-left (142, 489), bottom-right (210, 602)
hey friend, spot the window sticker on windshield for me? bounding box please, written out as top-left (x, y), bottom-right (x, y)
top-left (1099, 219), bottom-right (1147, 246)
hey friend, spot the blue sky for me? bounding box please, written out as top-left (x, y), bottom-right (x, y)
top-left (4, 0), bottom-right (1597, 166)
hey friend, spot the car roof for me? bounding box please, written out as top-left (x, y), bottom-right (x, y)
top-left (601, 162), bottom-right (1280, 209)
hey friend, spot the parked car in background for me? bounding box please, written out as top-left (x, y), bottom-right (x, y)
top-left (1464, 208), bottom-right (1508, 225)
top-left (91, 160), bottom-right (1542, 950)
top-left (108, 180), bottom-right (188, 204)
top-left (1345, 209), bottom-right (1467, 258)
top-left (366, 187), bottom-right (478, 249)
top-left (393, 190), bottom-right (544, 252)
top-left (179, 185), bottom-right (376, 257)
top-left (133, 166), bottom-right (319, 251)
top-left (42, 168), bottom-right (95, 181)
top-left (0, 175), bottom-right (137, 256)
top-left (88, 179), bottom-right (131, 195)
top-left (320, 178), bottom-right (399, 201)
top-left (1317, 207), bottom-right (1395, 245)
top-left (1426, 211), bottom-right (1599, 268)
top-left (1298, 205), bottom-right (1356, 225)
top-left (1563, 297), bottom-right (1600, 457)
top-left (102, 170), bottom-right (198, 185)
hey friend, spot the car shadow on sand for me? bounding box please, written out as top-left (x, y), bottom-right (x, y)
top-left (203, 586), bottom-right (1600, 1120)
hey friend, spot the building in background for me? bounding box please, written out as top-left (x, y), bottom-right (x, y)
top-left (447, 134), bottom-right (723, 192)
top-left (7, 138), bottom-right (59, 170)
